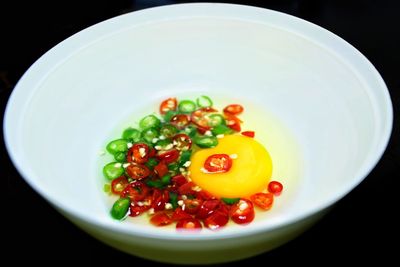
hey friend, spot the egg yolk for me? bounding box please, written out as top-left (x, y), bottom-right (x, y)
top-left (189, 135), bottom-right (272, 198)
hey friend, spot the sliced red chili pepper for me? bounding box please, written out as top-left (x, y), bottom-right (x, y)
top-left (129, 201), bottom-right (151, 217)
top-left (203, 211), bottom-right (229, 230)
top-left (229, 123), bottom-right (241, 132)
top-left (126, 143), bottom-right (149, 164)
top-left (150, 211), bottom-right (173, 226)
top-left (159, 97), bottom-right (177, 115)
top-left (197, 199), bottom-right (221, 219)
top-left (176, 218), bottom-right (202, 231)
top-left (111, 176), bottom-right (129, 195)
top-left (172, 174), bottom-right (187, 187)
top-left (217, 202), bottom-right (230, 216)
top-left (223, 104), bottom-right (244, 115)
top-left (154, 161), bottom-right (169, 177)
top-left (172, 207), bottom-right (193, 221)
top-left (170, 114), bottom-right (190, 129)
top-left (121, 181), bottom-right (150, 201)
top-left (225, 114), bottom-right (242, 132)
top-left (268, 181), bottom-right (283, 196)
top-left (190, 107), bottom-right (217, 129)
top-left (196, 126), bottom-right (209, 135)
top-left (172, 134), bottom-right (192, 150)
top-left (196, 190), bottom-right (215, 200)
top-left (204, 154), bottom-right (232, 173)
top-left (151, 189), bottom-right (170, 211)
top-left (251, 192), bottom-right (274, 210)
top-left (157, 149), bottom-right (180, 164)
top-left (229, 199), bottom-right (255, 224)
top-left (126, 163), bottom-right (150, 180)
top-left (178, 182), bottom-right (196, 195)
top-left (183, 198), bottom-right (203, 215)
top-left (241, 131), bottom-right (255, 138)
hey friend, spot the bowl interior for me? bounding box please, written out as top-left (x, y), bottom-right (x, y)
top-left (5, 4), bottom-right (392, 238)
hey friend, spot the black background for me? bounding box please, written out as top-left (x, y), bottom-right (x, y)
top-left (2, 0), bottom-right (399, 265)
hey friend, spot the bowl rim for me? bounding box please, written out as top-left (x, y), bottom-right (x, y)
top-left (3, 3), bottom-right (393, 240)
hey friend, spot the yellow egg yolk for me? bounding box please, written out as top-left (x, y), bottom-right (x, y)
top-left (189, 135), bottom-right (272, 198)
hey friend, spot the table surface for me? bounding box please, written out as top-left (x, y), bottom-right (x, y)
top-left (2, 1), bottom-right (399, 265)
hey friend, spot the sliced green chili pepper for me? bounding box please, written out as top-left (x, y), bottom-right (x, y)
top-left (113, 152), bottom-right (126, 162)
top-left (110, 198), bottom-right (130, 220)
top-left (146, 180), bottom-right (164, 189)
top-left (163, 110), bottom-right (178, 122)
top-left (182, 125), bottom-right (197, 138)
top-left (196, 95), bottom-right (213, 107)
top-left (221, 198), bottom-right (240, 205)
top-left (159, 124), bottom-right (178, 138)
top-left (136, 138), bottom-right (153, 149)
top-left (168, 162), bottom-right (179, 175)
top-left (194, 136), bottom-right (218, 148)
top-left (145, 158), bottom-right (159, 170)
top-left (155, 139), bottom-right (172, 150)
top-left (211, 124), bottom-right (234, 135)
top-left (141, 127), bottom-right (159, 143)
top-left (161, 174), bottom-right (172, 185)
top-left (178, 100), bottom-right (197, 113)
top-left (103, 162), bottom-right (124, 180)
top-left (208, 114), bottom-right (226, 127)
top-left (169, 192), bottom-right (178, 210)
top-left (122, 127), bottom-right (141, 142)
top-left (139, 114), bottom-right (161, 130)
top-left (106, 139), bottom-right (128, 155)
top-left (179, 150), bottom-right (192, 167)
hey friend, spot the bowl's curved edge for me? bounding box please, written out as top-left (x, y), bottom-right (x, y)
top-left (3, 3), bottom-right (394, 242)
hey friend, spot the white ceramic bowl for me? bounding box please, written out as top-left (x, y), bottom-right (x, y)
top-left (4, 3), bottom-right (392, 264)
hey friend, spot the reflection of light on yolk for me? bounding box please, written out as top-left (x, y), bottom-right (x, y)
top-left (189, 135), bottom-right (272, 198)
